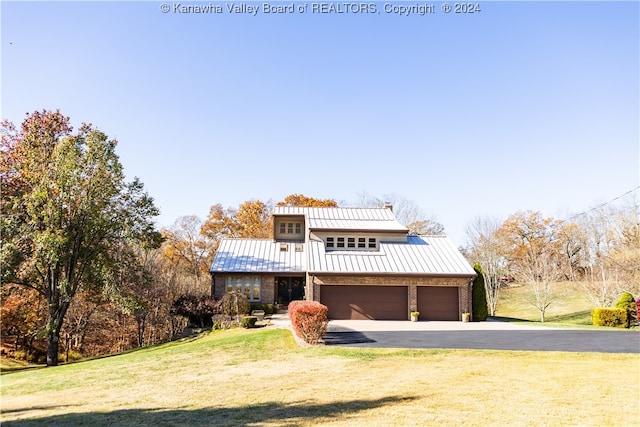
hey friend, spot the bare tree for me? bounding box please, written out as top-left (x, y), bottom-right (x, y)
top-left (354, 192), bottom-right (445, 235)
top-left (465, 215), bottom-right (506, 316)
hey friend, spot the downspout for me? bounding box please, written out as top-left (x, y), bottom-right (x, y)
top-left (468, 277), bottom-right (474, 319)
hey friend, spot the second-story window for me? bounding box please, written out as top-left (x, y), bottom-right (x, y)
top-left (325, 236), bottom-right (379, 251)
top-left (279, 222), bottom-right (303, 235)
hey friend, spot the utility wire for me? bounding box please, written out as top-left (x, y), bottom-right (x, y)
top-left (568, 186), bottom-right (640, 220)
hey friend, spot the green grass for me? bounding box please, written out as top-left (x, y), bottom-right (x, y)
top-left (2, 327), bottom-right (639, 426)
top-left (494, 281), bottom-right (636, 329)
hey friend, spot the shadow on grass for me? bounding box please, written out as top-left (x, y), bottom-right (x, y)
top-left (1, 396), bottom-right (417, 426)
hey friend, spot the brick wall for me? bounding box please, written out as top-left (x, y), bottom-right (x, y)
top-left (310, 275), bottom-right (473, 319)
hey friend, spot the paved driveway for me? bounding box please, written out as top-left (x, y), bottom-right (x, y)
top-left (323, 319), bottom-right (640, 353)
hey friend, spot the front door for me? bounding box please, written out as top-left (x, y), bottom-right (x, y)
top-left (277, 277), bottom-right (305, 305)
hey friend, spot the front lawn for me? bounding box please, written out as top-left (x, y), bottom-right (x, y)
top-left (2, 327), bottom-right (638, 426)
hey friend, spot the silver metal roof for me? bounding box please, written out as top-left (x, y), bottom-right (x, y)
top-left (210, 239), bottom-right (306, 273)
top-left (211, 235), bottom-right (475, 277)
top-left (307, 235), bottom-right (475, 276)
top-left (273, 207), bottom-right (408, 232)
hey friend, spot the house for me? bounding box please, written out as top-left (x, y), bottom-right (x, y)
top-left (210, 206), bottom-right (476, 320)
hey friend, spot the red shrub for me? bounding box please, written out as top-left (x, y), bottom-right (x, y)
top-left (288, 301), bottom-right (328, 345)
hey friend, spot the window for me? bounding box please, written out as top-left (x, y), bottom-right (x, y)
top-left (295, 243), bottom-right (303, 252)
top-left (280, 243), bottom-right (288, 252)
top-left (278, 221), bottom-right (303, 235)
top-left (226, 276), bottom-right (261, 301)
top-left (325, 236), bottom-right (380, 251)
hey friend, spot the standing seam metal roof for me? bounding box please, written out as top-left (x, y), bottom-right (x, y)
top-left (307, 235), bottom-right (475, 275)
top-left (210, 239), bottom-right (306, 273)
top-left (272, 207), bottom-right (408, 232)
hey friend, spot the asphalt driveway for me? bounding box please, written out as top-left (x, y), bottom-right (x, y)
top-left (323, 319), bottom-right (640, 353)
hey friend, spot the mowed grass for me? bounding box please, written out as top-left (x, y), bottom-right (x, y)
top-left (495, 281), bottom-right (612, 327)
top-left (2, 327), bottom-right (639, 426)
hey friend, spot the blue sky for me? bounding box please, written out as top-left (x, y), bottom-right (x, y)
top-left (2, 1), bottom-right (639, 245)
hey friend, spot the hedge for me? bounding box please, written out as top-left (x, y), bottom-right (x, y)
top-left (288, 301), bottom-right (329, 345)
top-left (592, 308), bottom-right (627, 328)
top-left (250, 303), bottom-right (278, 315)
top-left (240, 316), bottom-right (258, 328)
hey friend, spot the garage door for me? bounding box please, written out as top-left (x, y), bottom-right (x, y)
top-left (417, 287), bottom-right (459, 321)
top-left (320, 286), bottom-right (408, 320)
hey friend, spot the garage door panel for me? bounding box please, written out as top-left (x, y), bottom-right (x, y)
top-left (417, 287), bottom-right (459, 321)
top-left (321, 286), bottom-right (407, 320)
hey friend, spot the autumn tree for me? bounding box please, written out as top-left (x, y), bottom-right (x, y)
top-left (0, 284), bottom-right (47, 360)
top-left (498, 211), bottom-right (563, 322)
top-left (201, 199), bottom-right (273, 243)
top-left (0, 110), bottom-right (161, 366)
top-left (162, 215), bottom-right (215, 289)
top-left (277, 194), bottom-right (338, 207)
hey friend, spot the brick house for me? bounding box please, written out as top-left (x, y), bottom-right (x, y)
top-left (210, 206), bottom-right (476, 320)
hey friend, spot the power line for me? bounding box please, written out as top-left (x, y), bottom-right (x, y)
top-left (568, 186), bottom-right (640, 220)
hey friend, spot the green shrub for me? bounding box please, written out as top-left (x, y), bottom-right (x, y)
top-left (592, 308), bottom-right (627, 328)
top-left (472, 263), bottom-right (488, 321)
top-left (240, 316), bottom-right (258, 328)
top-left (219, 291), bottom-right (251, 318)
top-left (615, 292), bottom-right (637, 328)
top-left (250, 303), bottom-right (278, 315)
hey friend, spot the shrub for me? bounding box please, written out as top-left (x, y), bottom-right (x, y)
top-left (615, 292), bottom-right (637, 328)
top-left (592, 308), bottom-right (627, 328)
top-left (472, 263), bottom-right (488, 321)
top-left (240, 316), bottom-right (258, 328)
top-left (250, 303), bottom-right (278, 315)
top-left (288, 301), bottom-right (328, 345)
top-left (218, 291), bottom-right (251, 319)
top-left (170, 295), bottom-right (218, 328)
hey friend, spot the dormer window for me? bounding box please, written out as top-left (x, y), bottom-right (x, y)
top-left (324, 236), bottom-right (379, 251)
top-left (277, 221), bottom-right (303, 237)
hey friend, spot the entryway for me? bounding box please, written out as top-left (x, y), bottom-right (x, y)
top-left (276, 277), bottom-right (305, 305)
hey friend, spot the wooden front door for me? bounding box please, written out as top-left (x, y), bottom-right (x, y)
top-left (277, 277), bottom-right (305, 304)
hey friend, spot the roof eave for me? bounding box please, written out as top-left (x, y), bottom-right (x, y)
top-left (307, 271), bottom-right (477, 278)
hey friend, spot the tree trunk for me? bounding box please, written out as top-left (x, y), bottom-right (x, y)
top-left (46, 302), bottom-right (70, 366)
top-left (47, 333), bottom-right (60, 366)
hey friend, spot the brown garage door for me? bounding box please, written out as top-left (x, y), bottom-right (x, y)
top-left (417, 287), bottom-right (459, 321)
top-left (320, 286), bottom-right (408, 320)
